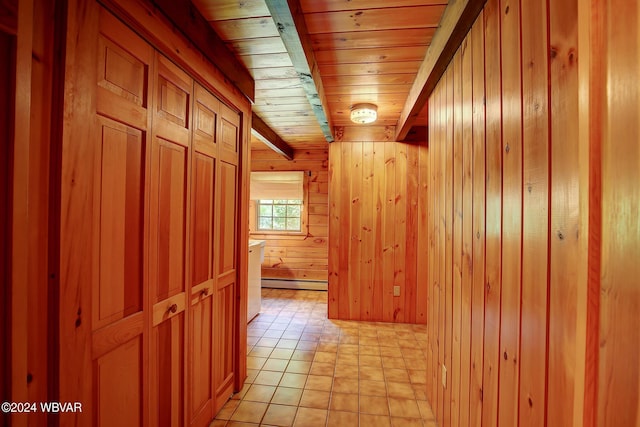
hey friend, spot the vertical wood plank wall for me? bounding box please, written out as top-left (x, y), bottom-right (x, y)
top-left (250, 148), bottom-right (329, 282)
top-left (425, 0), bottom-right (587, 425)
top-left (328, 134), bottom-right (428, 324)
top-left (596, 1), bottom-right (640, 425)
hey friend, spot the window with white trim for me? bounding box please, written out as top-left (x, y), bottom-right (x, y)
top-left (250, 171), bottom-right (307, 235)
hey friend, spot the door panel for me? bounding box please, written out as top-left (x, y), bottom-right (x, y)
top-left (95, 336), bottom-right (143, 427)
top-left (93, 12), bottom-right (152, 426)
top-left (149, 53), bottom-right (192, 427)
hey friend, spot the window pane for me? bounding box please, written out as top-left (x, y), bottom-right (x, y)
top-left (258, 217), bottom-right (272, 229)
top-left (273, 217), bottom-right (286, 230)
top-left (287, 205), bottom-right (301, 216)
top-left (273, 204), bottom-right (287, 217)
top-left (259, 205), bottom-right (272, 216)
top-left (274, 199), bottom-right (288, 204)
top-left (287, 218), bottom-right (300, 231)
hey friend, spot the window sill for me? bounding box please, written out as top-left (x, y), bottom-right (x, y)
top-left (249, 231), bottom-right (308, 240)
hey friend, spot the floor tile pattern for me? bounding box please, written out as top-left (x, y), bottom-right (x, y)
top-left (211, 288), bottom-right (437, 427)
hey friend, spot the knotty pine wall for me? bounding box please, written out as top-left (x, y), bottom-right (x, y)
top-left (250, 148), bottom-right (329, 282)
top-left (425, 0), bottom-right (589, 426)
top-left (328, 130), bottom-right (428, 324)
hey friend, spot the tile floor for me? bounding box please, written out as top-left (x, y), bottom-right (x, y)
top-left (211, 288), bottom-right (437, 427)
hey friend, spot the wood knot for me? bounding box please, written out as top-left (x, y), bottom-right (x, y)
top-left (503, 351), bottom-right (508, 360)
top-left (528, 396), bottom-right (534, 407)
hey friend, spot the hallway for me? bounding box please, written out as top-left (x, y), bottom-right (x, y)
top-left (211, 289), bottom-right (436, 427)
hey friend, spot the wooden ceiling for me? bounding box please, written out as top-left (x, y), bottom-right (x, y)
top-left (189, 0), bottom-right (454, 151)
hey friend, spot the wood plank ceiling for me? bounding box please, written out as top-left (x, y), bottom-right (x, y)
top-left (191, 0), bottom-right (448, 151)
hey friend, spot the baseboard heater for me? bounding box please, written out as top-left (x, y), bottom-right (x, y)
top-left (261, 279), bottom-right (328, 291)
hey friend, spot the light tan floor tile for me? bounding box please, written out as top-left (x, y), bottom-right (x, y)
top-left (248, 346), bottom-right (274, 358)
top-left (360, 365), bottom-right (385, 382)
top-left (338, 344), bottom-right (359, 354)
top-left (291, 350), bottom-right (315, 361)
top-left (215, 399), bottom-right (240, 420)
top-left (417, 400), bottom-right (436, 421)
top-left (304, 375), bottom-right (333, 391)
top-left (279, 373), bottom-right (307, 389)
top-left (257, 338), bottom-right (280, 348)
top-left (247, 356), bottom-right (267, 370)
top-left (359, 345), bottom-right (381, 355)
top-left (262, 404), bottom-right (297, 426)
top-left (296, 341), bottom-right (318, 351)
top-left (382, 356), bottom-right (406, 369)
top-left (405, 358), bottom-right (427, 370)
top-left (271, 387), bottom-right (303, 406)
top-left (408, 369), bottom-right (427, 384)
top-left (209, 419), bottom-right (227, 427)
top-left (388, 397), bottom-right (421, 419)
top-left (360, 413), bottom-right (391, 427)
top-left (387, 381), bottom-right (416, 399)
top-left (299, 389), bottom-right (330, 409)
top-left (334, 363), bottom-right (359, 379)
top-left (253, 370), bottom-right (284, 386)
top-left (332, 377), bottom-right (359, 394)
top-left (327, 410), bottom-right (359, 427)
top-left (329, 392), bottom-right (359, 412)
top-left (243, 384), bottom-right (276, 403)
top-left (336, 353), bottom-right (359, 365)
top-left (293, 407), bottom-right (327, 427)
top-left (313, 351), bottom-right (337, 364)
top-left (226, 422), bottom-right (260, 427)
top-left (262, 358), bottom-right (289, 372)
top-left (360, 379), bottom-right (387, 397)
top-left (310, 362), bottom-right (335, 376)
top-left (316, 342), bottom-right (338, 353)
top-left (270, 348), bottom-right (295, 360)
top-left (277, 339), bottom-right (299, 349)
top-left (385, 368), bottom-right (411, 383)
top-left (263, 329), bottom-right (284, 339)
top-left (231, 383), bottom-right (250, 401)
top-left (360, 354), bottom-right (383, 367)
top-left (360, 395), bottom-right (389, 416)
top-left (286, 360), bottom-right (311, 374)
top-left (391, 417), bottom-right (424, 427)
top-left (229, 401), bottom-right (268, 423)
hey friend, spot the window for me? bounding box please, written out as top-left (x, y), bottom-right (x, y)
top-left (257, 199), bottom-right (302, 231)
top-left (250, 171), bottom-right (307, 235)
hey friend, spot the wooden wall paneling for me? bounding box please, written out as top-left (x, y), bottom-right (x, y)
top-left (426, 91), bottom-right (436, 406)
top-left (436, 71), bottom-right (446, 422)
top-left (383, 142), bottom-right (397, 321)
top-left (598, 0), bottom-right (640, 425)
top-left (149, 53), bottom-right (192, 427)
top-left (338, 142), bottom-right (351, 319)
top-left (348, 141), bottom-right (363, 319)
top-left (498, 0), bottom-right (523, 424)
top-left (469, 12), bottom-right (486, 427)
top-left (328, 144), bottom-right (340, 319)
top-left (189, 82), bottom-right (219, 427)
top-left (10, 1), bottom-right (33, 426)
top-left (548, 0), bottom-right (581, 424)
top-left (405, 142), bottom-right (419, 323)
top-left (0, 26), bottom-right (12, 419)
top-left (444, 61), bottom-right (455, 427)
top-left (416, 140), bottom-right (429, 325)
top-left (394, 143), bottom-right (408, 322)
top-left (459, 32), bottom-right (474, 427)
top-left (58, 0), bottom-right (100, 423)
top-left (451, 45), bottom-right (463, 427)
top-left (518, 0), bottom-right (549, 425)
top-left (360, 142), bottom-right (374, 320)
top-left (371, 141), bottom-right (385, 321)
top-left (482, 0), bottom-right (503, 424)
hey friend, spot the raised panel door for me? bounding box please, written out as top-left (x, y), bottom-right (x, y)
top-left (92, 11), bottom-right (152, 426)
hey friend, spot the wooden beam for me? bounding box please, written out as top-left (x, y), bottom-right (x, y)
top-left (150, 0), bottom-right (255, 102)
top-left (252, 113), bottom-right (295, 160)
top-left (265, 0), bottom-right (334, 142)
top-left (395, 0), bottom-right (486, 141)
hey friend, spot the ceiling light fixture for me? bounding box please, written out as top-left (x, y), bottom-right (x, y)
top-left (350, 103), bottom-right (378, 124)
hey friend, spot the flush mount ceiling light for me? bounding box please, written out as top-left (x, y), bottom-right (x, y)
top-left (350, 103), bottom-right (378, 124)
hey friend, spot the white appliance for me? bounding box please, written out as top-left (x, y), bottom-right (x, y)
top-left (247, 239), bottom-right (266, 322)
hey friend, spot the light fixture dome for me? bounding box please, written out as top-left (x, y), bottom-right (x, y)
top-left (350, 103), bottom-right (378, 124)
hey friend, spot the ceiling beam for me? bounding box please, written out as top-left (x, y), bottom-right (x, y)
top-left (395, 0), bottom-right (486, 141)
top-left (151, 0), bottom-right (255, 102)
top-left (252, 113), bottom-right (295, 160)
top-left (265, 0), bottom-right (334, 142)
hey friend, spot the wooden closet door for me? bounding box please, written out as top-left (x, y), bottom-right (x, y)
top-left (188, 83), bottom-right (219, 427)
top-left (213, 103), bottom-right (241, 411)
top-left (91, 10), bottom-right (152, 427)
top-left (149, 54), bottom-right (192, 427)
